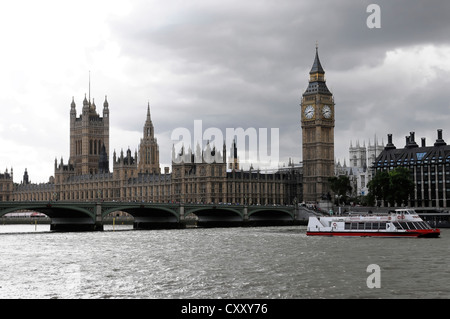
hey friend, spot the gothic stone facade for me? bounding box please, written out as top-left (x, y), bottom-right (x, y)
top-left (171, 142), bottom-right (301, 205)
top-left (301, 47), bottom-right (335, 202)
top-left (0, 169), bottom-right (14, 201)
top-left (335, 138), bottom-right (385, 197)
top-left (7, 95), bottom-right (301, 205)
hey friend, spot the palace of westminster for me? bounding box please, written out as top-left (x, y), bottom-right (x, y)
top-left (2, 47), bottom-right (450, 208)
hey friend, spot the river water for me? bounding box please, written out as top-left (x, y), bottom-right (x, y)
top-left (0, 224), bottom-right (449, 299)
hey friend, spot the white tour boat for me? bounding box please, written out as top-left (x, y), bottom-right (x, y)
top-left (307, 209), bottom-right (440, 238)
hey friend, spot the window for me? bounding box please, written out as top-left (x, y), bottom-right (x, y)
top-left (420, 222), bottom-right (431, 229)
top-left (406, 222), bottom-right (416, 229)
top-left (414, 222), bottom-right (424, 230)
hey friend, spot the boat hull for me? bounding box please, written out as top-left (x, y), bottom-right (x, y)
top-left (306, 229), bottom-right (440, 238)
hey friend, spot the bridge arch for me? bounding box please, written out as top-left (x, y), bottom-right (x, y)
top-left (0, 202), bottom-right (99, 231)
top-left (101, 205), bottom-right (179, 221)
top-left (185, 206), bottom-right (244, 218)
top-left (247, 207), bottom-right (295, 225)
top-left (0, 203), bottom-right (95, 220)
top-left (101, 203), bottom-right (181, 229)
top-left (185, 206), bottom-right (244, 227)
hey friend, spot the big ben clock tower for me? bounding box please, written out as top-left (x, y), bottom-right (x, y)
top-left (301, 45), bottom-right (335, 202)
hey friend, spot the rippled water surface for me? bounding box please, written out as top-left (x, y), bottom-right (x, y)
top-left (0, 224), bottom-right (449, 298)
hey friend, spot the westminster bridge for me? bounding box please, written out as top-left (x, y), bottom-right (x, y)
top-left (0, 201), bottom-right (309, 231)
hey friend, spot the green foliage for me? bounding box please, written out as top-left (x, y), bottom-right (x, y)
top-left (328, 175), bottom-right (352, 205)
top-left (367, 167), bottom-right (414, 206)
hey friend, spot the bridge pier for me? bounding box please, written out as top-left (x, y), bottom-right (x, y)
top-left (179, 205), bottom-right (185, 221)
top-left (133, 221), bottom-right (185, 230)
top-left (50, 223), bottom-right (104, 232)
top-left (95, 203), bottom-right (104, 230)
top-left (50, 218), bottom-right (104, 232)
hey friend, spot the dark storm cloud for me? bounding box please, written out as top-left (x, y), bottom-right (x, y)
top-left (107, 0), bottom-right (450, 165)
top-left (113, 0), bottom-right (450, 72)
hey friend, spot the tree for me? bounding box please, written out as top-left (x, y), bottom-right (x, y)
top-left (368, 167), bottom-right (414, 207)
top-left (388, 167), bottom-right (415, 206)
top-left (328, 175), bottom-right (352, 205)
top-left (367, 170), bottom-right (390, 205)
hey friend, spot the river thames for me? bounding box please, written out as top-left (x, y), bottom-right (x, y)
top-left (0, 224), bottom-right (449, 299)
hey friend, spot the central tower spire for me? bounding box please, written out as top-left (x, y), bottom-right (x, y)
top-left (138, 103), bottom-right (160, 174)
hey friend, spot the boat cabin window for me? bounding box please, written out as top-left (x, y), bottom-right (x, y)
top-left (346, 222), bottom-right (384, 230)
top-left (422, 222), bottom-right (432, 229)
top-left (406, 222), bottom-right (417, 229)
top-left (415, 222), bottom-right (426, 229)
top-left (394, 221), bottom-right (430, 230)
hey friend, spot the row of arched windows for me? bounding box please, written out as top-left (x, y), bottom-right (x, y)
top-left (75, 139), bottom-right (104, 155)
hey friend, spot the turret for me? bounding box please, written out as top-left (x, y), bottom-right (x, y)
top-left (23, 168), bottom-right (29, 185)
top-left (144, 103), bottom-right (152, 137)
top-left (103, 95), bottom-right (109, 117)
top-left (70, 97), bottom-right (76, 117)
top-left (82, 94), bottom-right (89, 112)
top-left (90, 98), bottom-right (96, 113)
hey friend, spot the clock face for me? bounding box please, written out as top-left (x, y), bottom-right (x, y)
top-left (322, 105), bottom-right (332, 118)
top-left (304, 105), bottom-right (314, 119)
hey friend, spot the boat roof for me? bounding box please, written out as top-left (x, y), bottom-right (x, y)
top-left (347, 208), bottom-right (415, 215)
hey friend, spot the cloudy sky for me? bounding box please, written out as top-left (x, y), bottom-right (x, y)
top-left (1, 0), bottom-right (450, 183)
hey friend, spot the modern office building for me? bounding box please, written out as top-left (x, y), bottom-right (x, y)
top-left (373, 130), bottom-right (450, 208)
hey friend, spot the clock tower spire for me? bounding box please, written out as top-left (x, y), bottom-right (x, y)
top-left (301, 45), bottom-right (335, 203)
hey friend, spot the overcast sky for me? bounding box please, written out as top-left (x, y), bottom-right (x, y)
top-left (1, 0), bottom-right (450, 183)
